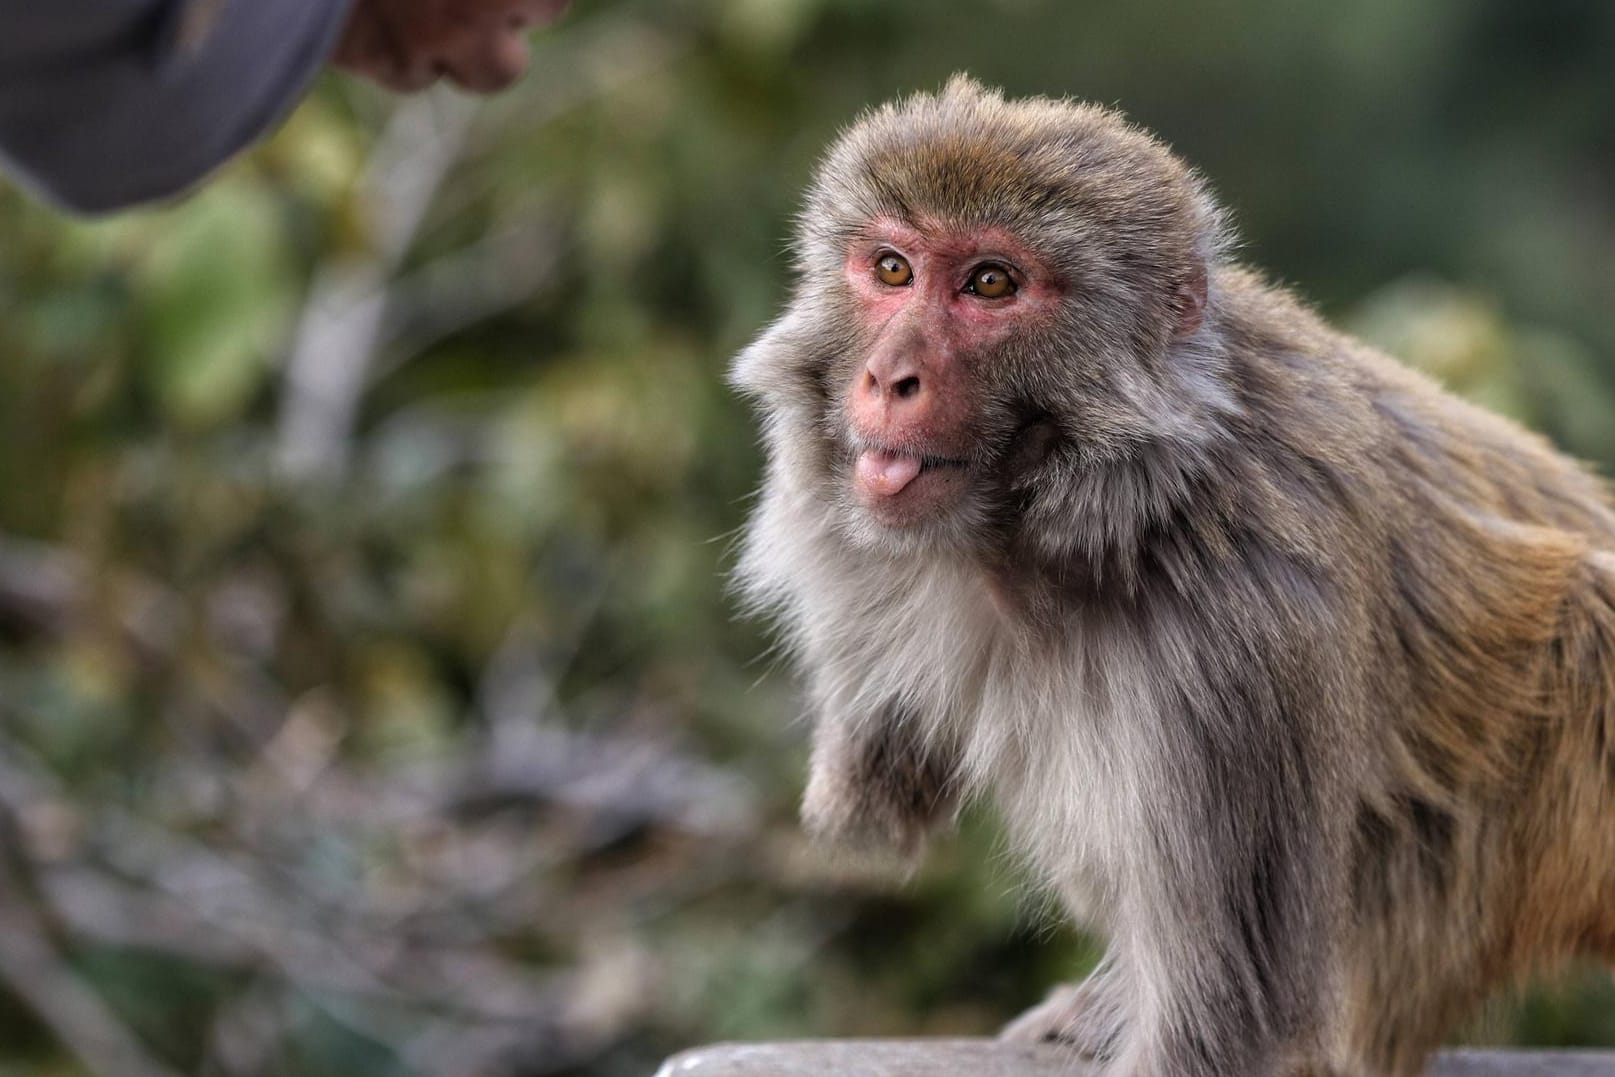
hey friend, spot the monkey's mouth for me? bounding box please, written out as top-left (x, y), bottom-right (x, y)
top-left (846, 414), bottom-right (1059, 528)
top-left (854, 447), bottom-right (967, 497)
top-left (850, 444), bottom-right (971, 524)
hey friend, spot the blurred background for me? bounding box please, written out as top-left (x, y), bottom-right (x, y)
top-left (2, 0), bottom-right (1614, 1073)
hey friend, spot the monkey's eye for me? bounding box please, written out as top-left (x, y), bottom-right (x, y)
top-left (876, 254), bottom-right (913, 287)
top-left (965, 263), bottom-right (1016, 299)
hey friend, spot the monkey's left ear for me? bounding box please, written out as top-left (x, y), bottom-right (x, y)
top-left (1172, 264), bottom-right (1208, 338)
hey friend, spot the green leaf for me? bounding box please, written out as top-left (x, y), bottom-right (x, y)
top-left (133, 181), bottom-right (296, 425)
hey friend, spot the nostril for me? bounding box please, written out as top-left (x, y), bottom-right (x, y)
top-left (893, 375), bottom-right (921, 400)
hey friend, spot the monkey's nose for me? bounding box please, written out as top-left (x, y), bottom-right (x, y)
top-left (861, 364), bottom-right (925, 408)
top-left (850, 355), bottom-right (935, 438)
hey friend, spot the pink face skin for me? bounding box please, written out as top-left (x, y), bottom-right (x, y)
top-left (842, 217), bottom-right (1064, 528)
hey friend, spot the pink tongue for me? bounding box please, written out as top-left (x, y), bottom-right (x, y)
top-left (856, 449), bottom-right (923, 497)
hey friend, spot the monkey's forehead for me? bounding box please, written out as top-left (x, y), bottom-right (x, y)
top-left (799, 77), bottom-right (1212, 262)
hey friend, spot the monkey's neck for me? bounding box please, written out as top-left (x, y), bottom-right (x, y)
top-left (992, 439), bottom-right (1244, 623)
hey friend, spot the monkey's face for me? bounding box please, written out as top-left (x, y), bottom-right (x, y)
top-left (836, 216), bottom-right (1067, 534)
top-left (734, 78), bottom-right (1223, 563)
top-left (731, 214), bottom-right (1077, 558)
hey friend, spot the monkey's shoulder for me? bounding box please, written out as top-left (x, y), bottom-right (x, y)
top-left (1224, 270), bottom-right (1615, 539)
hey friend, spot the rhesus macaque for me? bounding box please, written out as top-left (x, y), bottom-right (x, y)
top-left (731, 77), bottom-right (1615, 1076)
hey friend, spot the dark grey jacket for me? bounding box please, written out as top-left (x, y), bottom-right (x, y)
top-left (0, 0), bottom-right (351, 213)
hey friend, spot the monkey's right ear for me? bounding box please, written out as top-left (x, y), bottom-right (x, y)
top-left (1172, 263), bottom-right (1208, 339)
top-left (729, 307), bottom-right (810, 398)
top-left (729, 323), bottom-right (781, 396)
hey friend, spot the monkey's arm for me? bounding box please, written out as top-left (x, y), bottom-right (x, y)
top-left (1005, 694), bottom-right (1345, 1077)
top-left (800, 699), bottom-right (960, 856)
top-left (1121, 775), bottom-right (1346, 1077)
top-left (1006, 543), bottom-right (1359, 1074)
top-left (1116, 616), bottom-right (1355, 1076)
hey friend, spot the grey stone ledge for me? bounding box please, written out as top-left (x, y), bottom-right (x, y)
top-left (655, 1039), bottom-right (1615, 1076)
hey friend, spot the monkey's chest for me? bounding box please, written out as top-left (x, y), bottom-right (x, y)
top-left (833, 560), bottom-right (1160, 915)
top-left (963, 639), bottom-right (1160, 925)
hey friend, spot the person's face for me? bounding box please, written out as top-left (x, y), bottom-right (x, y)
top-left (333, 0), bottom-right (571, 94)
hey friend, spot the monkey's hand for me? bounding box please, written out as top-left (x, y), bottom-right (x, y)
top-left (999, 964), bottom-right (1126, 1061)
top-left (800, 703), bottom-right (958, 857)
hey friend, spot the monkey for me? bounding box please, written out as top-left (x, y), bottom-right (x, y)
top-left (729, 76), bottom-right (1615, 1076)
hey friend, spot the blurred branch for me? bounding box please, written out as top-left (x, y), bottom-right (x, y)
top-left (0, 531), bottom-right (753, 1073)
top-left (0, 811), bottom-right (183, 1077)
top-left (0, 724), bottom-right (667, 1075)
top-left (0, 535), bottom-right (75, 637)
top-left (459, 721), bottom-right (757, 841)
top-left (202, 980), bottom-right (287, 1077)
top-left (275, 93), bottom-right (479, 481)
top-left (366, 213), bottom-right (565, 383)
top-left (0, 535), bottom-right (179, 658)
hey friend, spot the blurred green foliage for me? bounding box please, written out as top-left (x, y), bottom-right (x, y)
top-left (1, 0), bottom-right (1614, 1073)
